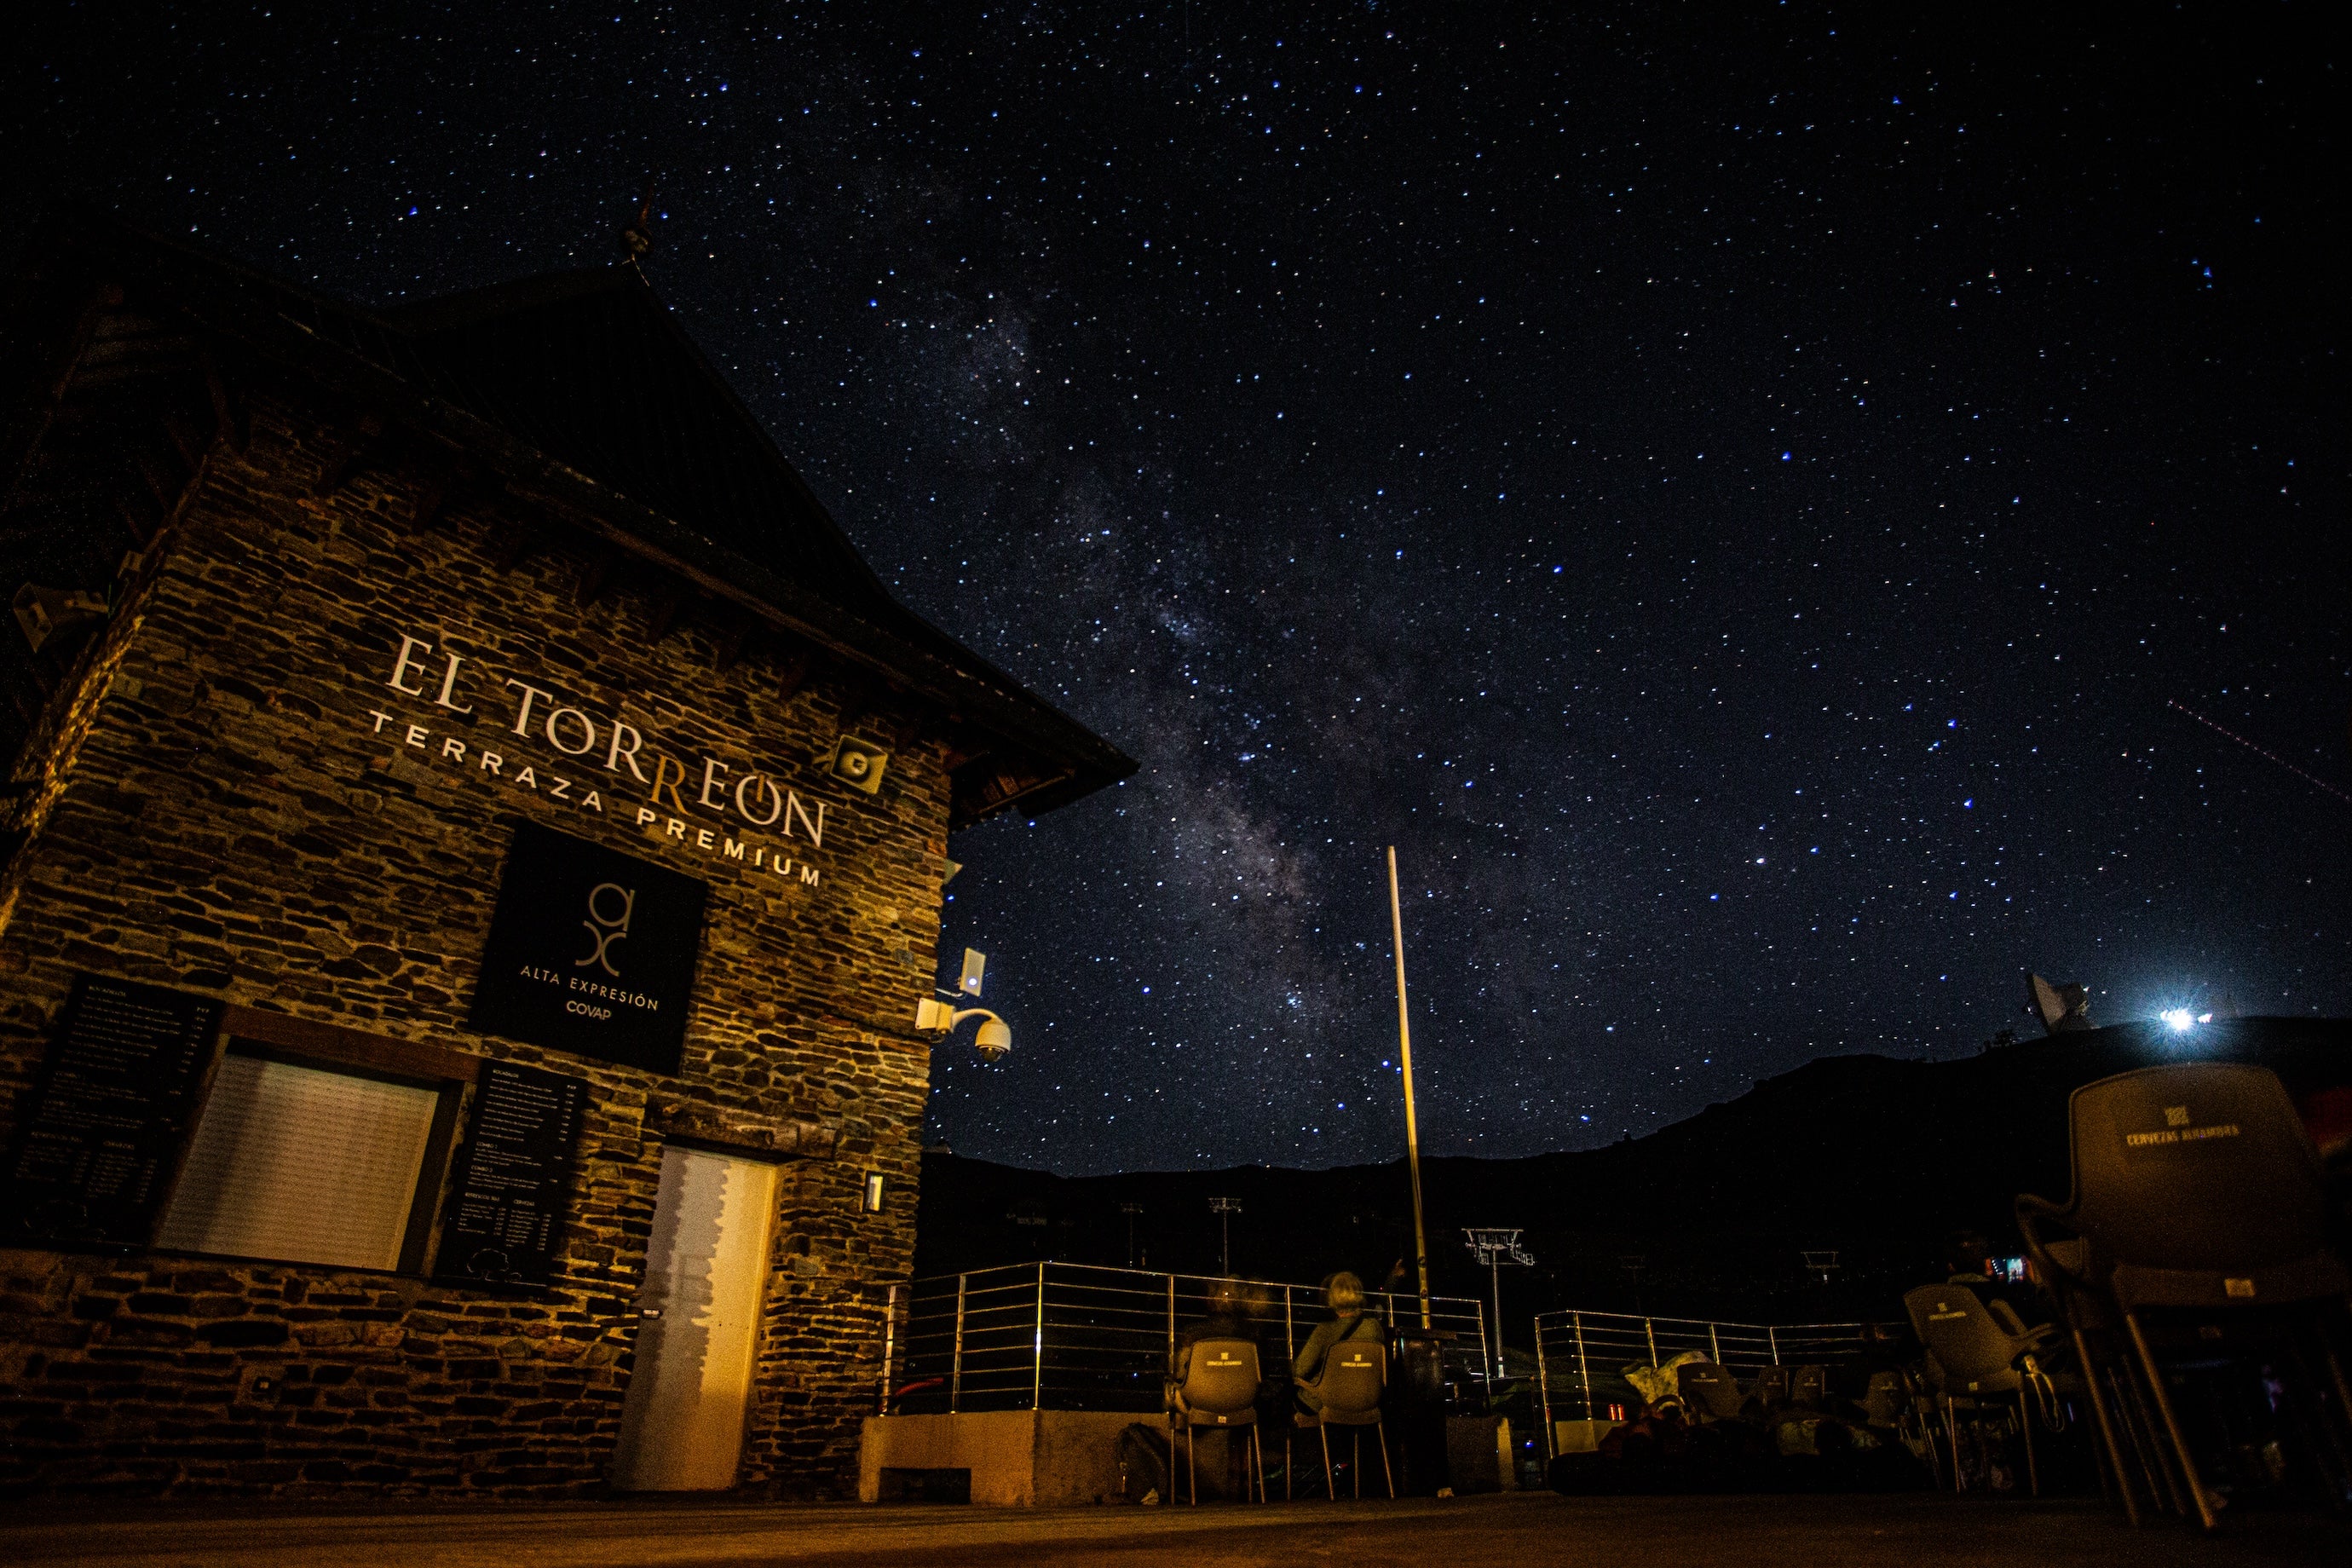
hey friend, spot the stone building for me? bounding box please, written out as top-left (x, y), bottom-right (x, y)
top-left (0, 210), bottom-right (1129, 1498)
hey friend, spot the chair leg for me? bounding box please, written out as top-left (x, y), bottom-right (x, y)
top-left (1320, 1423), bottom-right (1335, 1501)
top-left (1376, 1415), bottom-right (1396, 1498)
top-left (1284, 1427), bottom-right (1293, 1502)
top-left (1185, 1423), bottom-right (1196, 1506)
top-left (2321, 1329), bottom-right (2352, 1450)
top-left (1944, 1398), bottom-right (1963, 1492)
top-left (2116, 1358), bottom-right (2186, 1517)
top-left (2072, 1325), bottom-right (2141, 1527)
top-left (2124, 1310), bottom-right (2219, 1531)
top-left (1250, 1426), bottom-right (1265, 1502)
top-left (2016, 1386), bottom-right (2039, 1497)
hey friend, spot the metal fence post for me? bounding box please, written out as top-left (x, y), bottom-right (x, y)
top-left (951, 1273), bottom-right (967, 1413)
top-left (1535, 1317), bottom-right (1555, 1461)
top-left (1166, 1271), bottom-right (1177, 1368)
top-left (1574, 1311), bottom-right (1591, 1421)
top-left (1475, 1299), bottom-right (1491, 1393)
top-left (1283, 1283), bottom-right (1295, 1361)
top-left (1767, 1325), bottom-right (1780, 1365)
top-left (1644, 1316), bottom-right (1658, 1369)
top-left (1708, 1321), bottom-right (1721, 1364)
top-left (1033, 1261), bottom-right (1046, 1412)
top-left (879, 1283), bottom-right (897, 1415)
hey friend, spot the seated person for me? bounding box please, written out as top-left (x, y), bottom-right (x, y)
top-left (1292, 1271), bottom-right (1385, 1412)
top-left (1169, 1277), bottom-right (1251, 1389)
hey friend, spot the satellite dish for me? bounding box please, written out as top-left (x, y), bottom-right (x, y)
top-left (2027, 972), bottom-right (2092, 1035)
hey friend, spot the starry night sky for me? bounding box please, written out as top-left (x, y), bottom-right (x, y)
top-left (9, 5), bottom-right (2345, 1175)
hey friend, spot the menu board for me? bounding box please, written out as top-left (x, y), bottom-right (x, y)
top-left (4, 976), bottom-right (222, 1248)
top-left (433, 1059), bottom-right (587, 1288)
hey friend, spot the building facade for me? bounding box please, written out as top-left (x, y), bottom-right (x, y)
top-left (0, 212), bottom-right (1127, 1498)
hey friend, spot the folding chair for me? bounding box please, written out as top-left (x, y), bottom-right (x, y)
top-left (1291, 1340), bottom-right (1394, 1499)
top-left (2017, 1062), bottom-right (2352, 1531)
top-left (1168, 1337), bottom-right (1266, 1503)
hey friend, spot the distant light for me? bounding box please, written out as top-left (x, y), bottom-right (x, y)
top-left (2161, 1008), bottom-right (2194, 1033)
top-left (2198, 1013), bottom-right (2212, 1023)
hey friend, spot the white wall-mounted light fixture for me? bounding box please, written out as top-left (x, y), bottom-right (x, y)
top-left (862, 1172), bottom-right (887, 1213)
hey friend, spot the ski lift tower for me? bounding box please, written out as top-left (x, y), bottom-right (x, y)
top-left (1463, 1228), bottom-right (1536, 1383)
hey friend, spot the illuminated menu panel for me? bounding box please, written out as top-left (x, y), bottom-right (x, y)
top-left (154, 1054), bottom-right (439, 1271)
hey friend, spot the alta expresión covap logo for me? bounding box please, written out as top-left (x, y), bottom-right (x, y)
top-left (577, 883), bottom-right (633, 977)
top-left (470, 823), bottom-right (709, 1075)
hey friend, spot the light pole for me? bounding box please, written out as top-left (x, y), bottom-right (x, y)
top-left (1386, 848), bottom-right (1433, 1329)
top-left (1121, 1202), bottom-right (1144, 1269)
top-left (1208, 1196), bottom-right (1242, 1277)
top-left (1464, 1229), bottom-right (1536, 1382)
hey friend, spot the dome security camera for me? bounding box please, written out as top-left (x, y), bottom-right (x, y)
top-left (974, 1015), bottom-right (1012, 1062)
top-left (914, 999), bottom-right (1012, 1062)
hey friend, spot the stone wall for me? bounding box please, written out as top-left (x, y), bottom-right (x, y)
top-left (0, 385), bottom-right (945, 1498)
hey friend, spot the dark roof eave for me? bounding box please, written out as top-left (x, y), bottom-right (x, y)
top-left (73, 222), bottom-right (1135, 813)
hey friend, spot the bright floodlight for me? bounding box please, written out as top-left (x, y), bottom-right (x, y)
top-left (2161, 1008), bottom-right (2194, 1032)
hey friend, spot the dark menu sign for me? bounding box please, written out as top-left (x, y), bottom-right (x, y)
top-left (433, 1059), bottom-right (587, 1288)
top-left (5, 976), bottom-right (222, 1248)
top-left (468, 821), bottom-right (708, 1074)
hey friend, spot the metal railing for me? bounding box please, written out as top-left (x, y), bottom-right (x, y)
top-left (1532, 1307), bottom-right (1899, 1450)
top-left (882, 1261), bottom-right (1492, 1415)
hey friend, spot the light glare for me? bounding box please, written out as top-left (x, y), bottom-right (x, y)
top-left (2160, 1008), bottom-right (2194, 1033)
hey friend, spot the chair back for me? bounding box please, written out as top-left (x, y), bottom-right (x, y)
top-left (1747, 1364), bottom-right (1789, 1406)
top-left (1175, 1337), bottom-right (1262, 1421)
top-left (1787, 1365), bottom-right (1827, 1409)
top-left (1675, 1360), bottom-right (1743, 1420)
top-left (1862, 1369), bottom-right (1907, 1426)
top-left (2064, 1063), bottom-right (2329, 1273)
top-left (1903, 1285), bottom-right (2026, 1386)
top-left (1312, 1338), bottom-right (1387, 1417)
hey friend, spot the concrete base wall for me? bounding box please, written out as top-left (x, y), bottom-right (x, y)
top-left (1553, 1418), bottom-right (1622, 1454)
top-left (857, 1411), bottom-right (1139, 1507)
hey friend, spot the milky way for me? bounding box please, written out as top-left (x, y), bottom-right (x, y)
top-left (10, 5), bottom-right (2344, 1173)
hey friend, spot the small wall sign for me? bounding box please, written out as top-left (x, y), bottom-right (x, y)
top-left (469, 821), bottom-right (709, 1074)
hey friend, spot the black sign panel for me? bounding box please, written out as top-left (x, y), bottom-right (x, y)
top-left (468, 821), bottom-right (708, 1074)
top-left (4, 976), bottom-right (222, 1248)
top-left (433, 1059), bottom-right (588, 1288)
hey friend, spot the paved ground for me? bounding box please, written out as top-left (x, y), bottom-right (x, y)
top-left (3, 1490), bottom-right (2344, 1567)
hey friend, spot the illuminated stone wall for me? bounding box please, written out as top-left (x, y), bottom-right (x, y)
top-left (0, 387), bottom-right (947, 1499)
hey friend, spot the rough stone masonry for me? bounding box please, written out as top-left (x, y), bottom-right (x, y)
top-left (0, 214), bottom-right (1129, 1500)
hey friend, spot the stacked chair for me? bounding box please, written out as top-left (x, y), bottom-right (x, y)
top-left (2016, 1062), bottom-right (2352, 1530)
top-left (1289, 1340), bottom-right (1395, 1500)
top-left (1902, 1283), bottom-right (2074, 1495)
top-left (1167, 1337), bottom-right (1266, 1504)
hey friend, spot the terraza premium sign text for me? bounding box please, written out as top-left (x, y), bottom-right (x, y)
top-left (470, 821), bottom-right (710, 1074)
top-left (366, 631), bottom-right (833, 889)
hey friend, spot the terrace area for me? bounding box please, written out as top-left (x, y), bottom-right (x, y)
top-left (4, 1491), bottom-right (2341, 1567)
